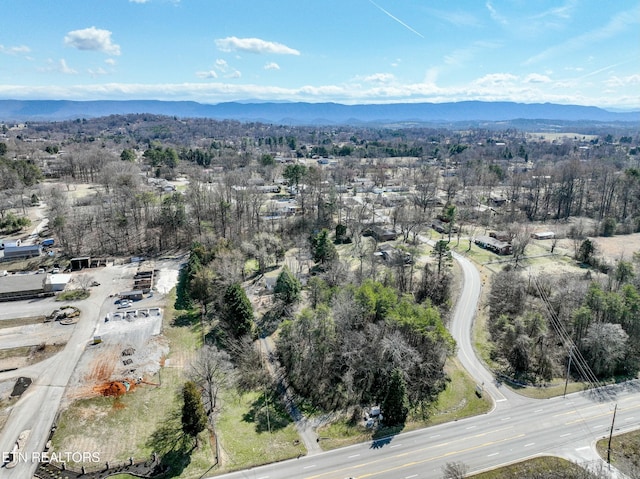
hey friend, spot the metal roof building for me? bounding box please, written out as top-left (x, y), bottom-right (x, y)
top-left (2, 244), bottom-right (42, 260)
top-left (0, 274), bottom-right (47, 301)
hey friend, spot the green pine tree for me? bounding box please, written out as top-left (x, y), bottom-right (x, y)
top-left (223, 283), bottom-right (254, 338)
top-left (309, 229), bottom-right (338, 264)
top-left (182, 381), bottom-right (207, 447)
top-left (381, 369), bottom-right (408, 426)
top-left (274, 265), bottom-right (301, 305)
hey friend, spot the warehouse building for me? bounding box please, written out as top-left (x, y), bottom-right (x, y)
top-left (2, 244), bottom-right (42, 261)
top-left (0, 274), bottom-right (48, 301)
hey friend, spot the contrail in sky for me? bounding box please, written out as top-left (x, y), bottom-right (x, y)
top-left (578, 57), bottom-right (638, 79)
top-left (368, 0), bottom-right (425, 38)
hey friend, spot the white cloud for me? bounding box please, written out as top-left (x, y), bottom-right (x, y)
top-left (196, 70), bottom-right (218, 79)
top-left (525, 5), bottom-right (640, 65)
top-left (64, 27), bottom-right (121, 56)
top-left (88, 67), bottom-right (109, 77)
top-left (0, 44), bottom-right (31, 55)
top-left (474, 73), bottom-right (518, 86)
top-left (486, 2), bottom-right (508, 25)
top-left (196, 59), bottom-right (241, 79)
top-left (129, 0), bottom-right (150, 3)
top-left (264, 62), bottom-right (280, 71)
top-left (2, 72), bottom-right (638, 109)
top-left (38, 59), bottom-right (78, 75)
top-left (524, 73), bottom-right (552, 83)
top-left (531, 0), bottom-right (577, 21)
top-left (215, 37), bottom-right (300, 55)
top-left (105, 58), bottom-right (117, 66)
top-left (425, 8), bottom-right (481, 27)
top-left (361, 73), bottom-right (395, 84)
top-left (605, 74), bottom-right (640, 88)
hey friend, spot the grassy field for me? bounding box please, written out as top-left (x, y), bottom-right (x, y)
top-left (215, 389), bottom-right (305, 472)
top-left (471, 456), bottom-right (601, 478)
top-left (596, 429), bottom-right (640, 477)
top-left (317, 358), bottom-right (492, 450)
top-left (56, 289), bottom-right (90, 301)
top-left (51, 367), bottom-right (215, 477)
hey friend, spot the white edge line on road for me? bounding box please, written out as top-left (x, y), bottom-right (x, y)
top-left (303, 465), bottom-right (316, 469)
top-left (488, 452), bottom-right (499, 457)
top-left (390, 444), bottom-right (402, 448)
top-left (524, 443), bottom-right (535, 447)
top-left (561, 433), bottom-right (571, 437)
top-left (348, 454), bottom-right (360, 458)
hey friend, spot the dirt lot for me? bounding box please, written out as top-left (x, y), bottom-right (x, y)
top-left (62, 258), bottom-right (182, 404)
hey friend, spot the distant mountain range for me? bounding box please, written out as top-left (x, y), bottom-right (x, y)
top-left (0, 99), bottom-right (638, 126)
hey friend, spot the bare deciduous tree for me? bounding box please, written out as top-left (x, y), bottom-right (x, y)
top-left (442, 461), bottom-right (468, 479)
top-left (189, 345), bottom-right (234, 416)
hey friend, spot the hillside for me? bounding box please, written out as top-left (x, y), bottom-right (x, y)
top-left (1, 99), bottom-right (638, 126)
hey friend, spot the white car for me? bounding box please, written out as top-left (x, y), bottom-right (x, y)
top-left (118, 300), bottom-right (131, 309)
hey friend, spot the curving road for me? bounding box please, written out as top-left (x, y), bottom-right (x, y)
top-left (209, 247), bottom-right (637, 479)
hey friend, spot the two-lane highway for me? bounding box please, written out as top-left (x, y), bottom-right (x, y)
top-left (211, 383), bottom-right (640, 479)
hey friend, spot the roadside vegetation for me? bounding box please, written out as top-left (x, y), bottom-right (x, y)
top-left (596, 429), bottom-right (640, 478)
top-left (448, 456), bottom-right (613, 478)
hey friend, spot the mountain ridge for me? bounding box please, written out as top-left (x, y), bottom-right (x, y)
top-left (0, 99), bottom-right (638, 125)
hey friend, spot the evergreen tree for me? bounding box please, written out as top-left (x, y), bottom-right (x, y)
top-left (181, 381), bottom-right (207, 446)
top-left (274, 265), bottom-right (301, 305)
top-left (120, 149), bottom-right (136, 162)
top-left (283, 163), bottom-right (307, 191)
top-left (309, 229), bottom-right (338, 264)
top-left (381, 368), bottom-right (408, 426)
top-left (578, 239), bottom-right (596, 265)
top-left (431, 240), bottom-right (452, 276)
top-left (223, 283), bottom-right (254, 338)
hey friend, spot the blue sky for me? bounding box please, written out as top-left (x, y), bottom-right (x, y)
top-left (1, 0), bottom-right (639, 109)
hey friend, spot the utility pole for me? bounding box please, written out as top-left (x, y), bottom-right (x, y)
top-left (563, 348), bottom-right (572, 398)
top-left (607, 403), bottom-right (618, 468)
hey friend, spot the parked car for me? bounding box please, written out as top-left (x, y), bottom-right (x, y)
top-left (118, 300), bottom-right (131, 309)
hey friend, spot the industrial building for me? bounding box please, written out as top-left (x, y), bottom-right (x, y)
top-left (0, 274), bottom-right (47, 301)
top-left (0, 272), bottom-right (71, 301)
top-left (2, 244), bottom-right (42, 261)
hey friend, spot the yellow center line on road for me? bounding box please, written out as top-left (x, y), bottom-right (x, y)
top-left (304, 426), bottom-right (515, 479)
top-left (554, 393), bottom-right (640, 419)
top-left (553, 403), bottom-right (608, 417)
top-left (565, 403), bottom-right (640, 425)
top-left (356, 434), bottom-right (526, 479)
